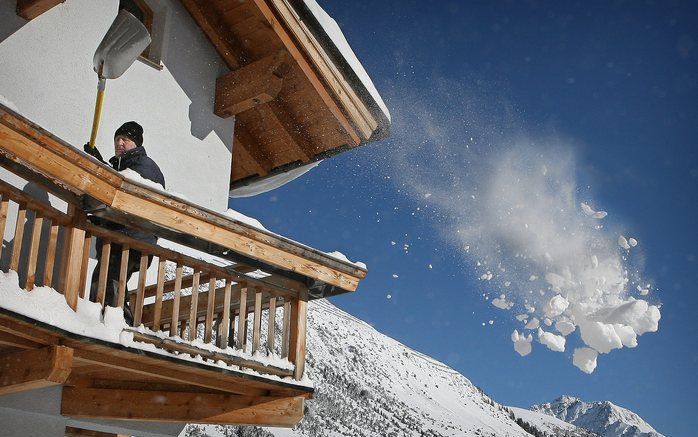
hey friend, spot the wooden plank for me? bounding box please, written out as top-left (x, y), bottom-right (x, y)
top-left (267, 295), bottom-right (276, 353)
top-left (24, 215), bottom-right (43, 290)
top-left (281, 301), bottom-right (290, 358)
top-left (128, 331), bottom-right (293, 378)
top-left (133, 254), bottom-right (148, 326)
top-left (70, 348), bottom-right (266, 397)
top-left (141, 271), bottom-right (211, 299)
top-left (252, 287), bottom-right (262, 354)
top-left (152, 258), bottom-right (166, 331)
top-left (204, 276), bottom-right (217, 343)
top-left (116, 245), bottom-right (129, 308)
top-left (288, 288), bottom-right (308, 380)
top-left (62, 387), bottom-right (304, 426)
top-left (9, 202), bottom-right (27, 272)
top-left (0, 197), bottom-right (9, 262)
top-left (237, 283), bottom-right (248, 350)
top-left (0, 116), bottom-right (119, 204)
top-left (16, 0), bottom-right (64, 21)
top-left (215, 51), bottom-right (289, 117)
top-left (188, 271), bottom-right (201, 341)
top-left (43, 221), bottom-right (59, 287)
top-left (219, 279), bottom-right (232, 347)
top-left (65, 426), bottom-right (127, 437)
top-left (0, 330), bottom-right (41, 349)
top-left (62, 225), bottom-right (86, 311)
top-left (169, 264), bottom-right (183, 337)
top-left (96, 241), bottom-right (111, 305)
top-left (0, 345), bottom-right (73, 395)
top-left (111, 189), bottom-right (361, 291)
top-left (78, 232), bottom-right (91, 299)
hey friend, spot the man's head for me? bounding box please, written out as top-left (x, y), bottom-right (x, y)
top-left (114, 121), bottom-right (143, 156)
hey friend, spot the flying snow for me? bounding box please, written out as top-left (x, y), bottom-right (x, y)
top-left (384, 83), bottom-right (660, 373)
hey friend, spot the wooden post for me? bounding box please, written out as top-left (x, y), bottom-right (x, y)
top-left (9, 202), bottom-right (27, 272)
top-left (188, 271), bottom-right (200, 341)
top-left (43, 221), bottom-right (59, 287)
top-left (24, 215), bottom-right (43, 290)
top-left (116, 245), bottom-right (129, 308)
top-left (288, 288), bottom-right (308, 380)
top-left (61, 210), bottom-right (87, 311)
top-left (252, 287), bottom-right (262, 354)
top-left (78, 232), bottom-right (91, 298)
top-left (0, 197), bottom-right (9, 262)
top-left (267, 295), bottom-right (277, 354)
top-left (133, 254), bottom-right (148, 326)
top-left (204, 276), bottom-right (216, 343)
top-left (281, 300), bottom-right (291, 358)
top-left (152, 258), bottom-right (166, 331)
top-left (219, 279), bottom-right (232, 348)
top-left (169, 264), bottom-right (183, 337)
top-left (96, 241), bottom-right (111, 305)
top-left (236, 282), bottom-right (248, 350)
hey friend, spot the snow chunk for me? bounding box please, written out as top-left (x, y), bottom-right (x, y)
top-left (573, 347), bottom-right (598, 374)
top-left (511, 330), bottom-right (533, 356)
top-left (543, 295), bottom-right (569, 318)
top-left (537, 328), bottom-right (566, 352)
top-left (578, 320), bottom-right (623, 354)
top-left (525, 318), bottom-right (540, 330)
top-left (618, 235), bottom-right (631, 250)
top-left (555, 320), bottom-right (576, 336)
top-left (581, 202), bottom-right (607, 219)
top-left (492, 295), bottom-right (513, 310)
top-left (628, 237), bottom-right (638, 247)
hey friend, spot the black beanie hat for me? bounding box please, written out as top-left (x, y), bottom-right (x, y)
top-left (114, 121), bottom-right (143, 147)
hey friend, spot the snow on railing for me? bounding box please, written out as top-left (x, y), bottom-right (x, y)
top-left (0, 178), bottom-right (307, 380)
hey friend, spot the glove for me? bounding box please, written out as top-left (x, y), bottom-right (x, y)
top-left (83, 142), bottom-right (105, 163)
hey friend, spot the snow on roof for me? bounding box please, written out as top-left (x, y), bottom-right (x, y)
top-left (301, 0), bottom-right (391, 122)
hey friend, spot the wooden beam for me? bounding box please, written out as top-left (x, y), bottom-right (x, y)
top-left (0, 345), bottom-right (73, 395)
top-left (62, 387), bottom-right (304, 426)
top-left (129, 331), bottom-right (293, 378)
top-left (0, 330), bottom-right (41, 349)
top-left (288, 288), bottom-right (307, 380)
top-left (71, 348), bottom-right (266, 397)
top-left (16, 0), bottom-right (64, 21)
top-left (251, 0), bottom-right (361, 145)
top-left (215, 50), bottom-right (291, 117)
top-left (64, 426), bottom-right (128, 437)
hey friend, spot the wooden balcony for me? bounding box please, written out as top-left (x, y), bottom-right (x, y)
top-left (0, 103), bottom-right (367, 432)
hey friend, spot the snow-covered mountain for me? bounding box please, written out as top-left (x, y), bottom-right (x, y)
top-left (184, 300), bottom-right (597, 437)
top-left (531, 396), bottom-right (665, 437)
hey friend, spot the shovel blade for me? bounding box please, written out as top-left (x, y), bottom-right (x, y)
top-left (93, 9), bottom-right (151, 79)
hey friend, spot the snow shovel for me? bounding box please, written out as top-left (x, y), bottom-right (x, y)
top-left (88, 9), bottom-right (151, 148)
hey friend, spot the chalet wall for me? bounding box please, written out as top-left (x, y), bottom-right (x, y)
top-left (0, 0), bottom-right (234, 212)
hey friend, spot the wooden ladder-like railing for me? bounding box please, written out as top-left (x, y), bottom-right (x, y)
top-left (0, 179), bottom-right (307, 380)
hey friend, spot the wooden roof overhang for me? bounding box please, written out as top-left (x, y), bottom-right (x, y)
top-left (0, 307), bottom-right (311, 426)
top-left (0, 104), bottom-right (366, 299)
top-left (179, 0), bottom-right (391, 190)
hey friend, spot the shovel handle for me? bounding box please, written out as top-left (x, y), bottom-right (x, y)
top-left (88, 78), bottom-right (107, 149)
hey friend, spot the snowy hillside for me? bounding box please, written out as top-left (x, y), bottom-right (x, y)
top-left (531, 396), bottom-right (665, 437)
top-left (510, 407), bottom-right (599, 437)
top-left (183, 301), bottom-right (595, 437)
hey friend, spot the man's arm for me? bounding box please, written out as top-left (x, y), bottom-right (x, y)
top-left (83, 143), bottom-right (107, 164)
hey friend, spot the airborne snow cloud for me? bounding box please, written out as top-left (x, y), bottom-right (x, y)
top-left (385, 81), bottom-right (661, 372)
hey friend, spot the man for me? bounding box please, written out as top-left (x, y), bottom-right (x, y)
top-left (83, 121), bottom-right (165, 325)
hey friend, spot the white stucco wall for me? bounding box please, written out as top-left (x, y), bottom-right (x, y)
top-left (0, 0), bottom-right (234, 212)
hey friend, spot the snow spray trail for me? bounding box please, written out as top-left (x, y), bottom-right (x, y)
top-left (384, 81), bottom-right (660, 373)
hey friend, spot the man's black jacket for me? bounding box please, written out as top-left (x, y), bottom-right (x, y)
top-left (88, 145), bottom-right (165, 244)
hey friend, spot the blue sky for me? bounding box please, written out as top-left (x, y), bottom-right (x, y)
top-left (232, 2), bottom-right (697, 436)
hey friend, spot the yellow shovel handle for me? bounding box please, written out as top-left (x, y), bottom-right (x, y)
top-left (88, 78), bottom-right (107, 149)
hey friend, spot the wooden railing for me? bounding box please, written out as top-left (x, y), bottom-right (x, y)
top-left (0, 179), bottom-right (307, 380)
